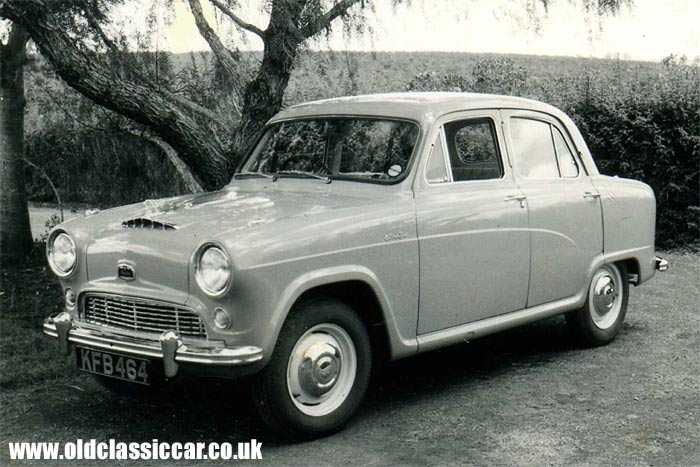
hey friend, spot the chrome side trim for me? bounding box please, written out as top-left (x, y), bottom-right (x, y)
top-left (43, 313), bottom-right (263, 378)
top-left (655, 256), bottom-right (669, 272)
top-left (416, 294), bottom-right (583, 353)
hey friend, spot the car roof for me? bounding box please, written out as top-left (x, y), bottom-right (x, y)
top-left (267, 91), bottom-right (600, 176)
top-left (269, 92), bottom-right (560, 124)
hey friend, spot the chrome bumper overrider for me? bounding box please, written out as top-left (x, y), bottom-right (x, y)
top-left (655, 256), bottom-right (669, 272)
top-left (43, 312), bottom-right (263, 378)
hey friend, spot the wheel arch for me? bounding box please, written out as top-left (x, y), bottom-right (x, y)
top-left (265, 266), bottom-right (416, 366)
top-left (617, 257), bottom-right (639, 284)
top-left (293, 281), bottom-right (391, 364)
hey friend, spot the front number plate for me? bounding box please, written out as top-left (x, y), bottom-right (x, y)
top-left (76, 347), bottom-right (150, 385)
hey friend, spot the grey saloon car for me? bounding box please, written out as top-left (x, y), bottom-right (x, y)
top-left (44, 92), bottom-right (667, 439)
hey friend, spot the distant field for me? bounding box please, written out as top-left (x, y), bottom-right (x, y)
top-left (168, 50), bottom-right (667, 104)
top-left (287, 51), bottom-right (668, 104)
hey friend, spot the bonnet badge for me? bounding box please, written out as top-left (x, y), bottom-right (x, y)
top-left (117, 263), bottom-right (135, 281)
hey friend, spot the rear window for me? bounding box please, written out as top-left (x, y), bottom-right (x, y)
top-left (510, 118), bottom-right (559, 179)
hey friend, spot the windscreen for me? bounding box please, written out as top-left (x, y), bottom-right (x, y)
top-left (239, 118), bottom-right (420, 182)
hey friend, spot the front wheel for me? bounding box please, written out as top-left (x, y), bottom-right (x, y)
top-left (251, 298), bottom-right (371, 440)
top-left (566, 262), bottom-right (629, 346)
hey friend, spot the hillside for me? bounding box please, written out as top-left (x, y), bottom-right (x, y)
top-left (170, 50), bottom-right (670, 105)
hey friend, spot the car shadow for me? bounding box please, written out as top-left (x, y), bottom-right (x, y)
top-left (371, 314), bottom-right (577, 397)
top-left (33, 315), bottom-right (585, 445)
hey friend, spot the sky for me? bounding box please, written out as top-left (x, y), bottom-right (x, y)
top-left (147, 0), bottom-right (699, 62)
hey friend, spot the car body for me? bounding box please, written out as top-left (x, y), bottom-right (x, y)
top-left (44, 92), bottom-right (667, 438)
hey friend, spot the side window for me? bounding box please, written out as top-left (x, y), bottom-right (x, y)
top-left (425, 131), bottom-right (449, 183)
top-left (552, 126), bottom-right (579, 178)
top-left (510, 118), bottom-right (559, 179)
top-left (444, 119), bottom-right (503, 182)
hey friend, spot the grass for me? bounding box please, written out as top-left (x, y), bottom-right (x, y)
top-left (0, 246), bottom-right (72, 390)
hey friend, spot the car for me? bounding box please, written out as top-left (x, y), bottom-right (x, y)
top-left (43, 92), bottom-right (668, 439)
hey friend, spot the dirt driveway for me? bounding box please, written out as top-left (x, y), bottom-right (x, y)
top-left (1, 250), bottom-right (699, 466)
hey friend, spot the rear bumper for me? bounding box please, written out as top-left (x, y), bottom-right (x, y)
top-left (655, 256), bottom-right (669, 272)
top-left (43, 312), bottom-right (263, 378)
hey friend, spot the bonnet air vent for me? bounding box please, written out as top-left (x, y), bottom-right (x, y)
top-left (121, 218), bottom-right (177, 231)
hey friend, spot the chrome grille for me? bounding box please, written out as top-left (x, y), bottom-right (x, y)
top-left (82, 295), bottom-right (206, 338)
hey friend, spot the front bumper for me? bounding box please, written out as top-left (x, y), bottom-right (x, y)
top-left (43, 312), bottom-right (263, 378)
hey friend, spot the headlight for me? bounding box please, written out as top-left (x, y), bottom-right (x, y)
top-left (195, 244), bottom-right (231, 296)
top-left (48, 232), bottom-right (76, 277)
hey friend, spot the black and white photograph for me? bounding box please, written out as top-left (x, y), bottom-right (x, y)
top-left (0, 0), bottom-right (698, 465)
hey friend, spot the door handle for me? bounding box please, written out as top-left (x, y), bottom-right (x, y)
top-left (504, 194), bottom-right (527, 208)
top-left (583, 192), bottom-right (601, 199)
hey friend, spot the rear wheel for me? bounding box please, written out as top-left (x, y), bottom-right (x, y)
top-left (566, 262), bottom-right (629, 346)
top-left (251, 298), bottom-right (371, 440)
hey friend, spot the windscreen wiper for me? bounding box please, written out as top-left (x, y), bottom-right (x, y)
top-left (274, 170), bottom-right (332, 184)
top-left (234, 171), bottom-right (275, 179)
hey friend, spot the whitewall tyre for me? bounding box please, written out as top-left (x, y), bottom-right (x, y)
top-left (566, 262), bottom-right (629, 346)
top-left (251, 297), bottom-right (372, 440)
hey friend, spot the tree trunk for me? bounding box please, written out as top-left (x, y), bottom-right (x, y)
top-left (233, 0), bottom-right (305, 163)
top-left (0, 24), bottom-right (32, 266)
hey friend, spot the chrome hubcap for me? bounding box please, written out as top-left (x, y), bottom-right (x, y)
top-left (589, 265), bottom-right (623, 330)
top-left (287, 323), bottom-right (356, 417)
top-left (593, 276), bottom-right (616, 312)
top-left (298, 339), bottom-right (341, 397)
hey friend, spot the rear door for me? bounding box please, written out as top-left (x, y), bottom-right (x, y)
top-left (502, 110), bottom-right (603, 306)
top-left (415, 110), bottom-right (530, 334)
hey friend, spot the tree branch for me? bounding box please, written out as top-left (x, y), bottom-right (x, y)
top-left (187, 0), bottom-right (243, 93)
top-left (208, 0), bottom-right (266, 39)
top-left (299, 0), bottom-right (362, 39)
top-left (86, 2), bottom-right (229, 127)
top-left (83, 3), bottom-right (117, 52)
top-left (165, 89), bottom-right (229, 127)
top-left (137, 132), bottom-right (205, 194)
top-left (42, 85), bottom-right (205, 194)
top-left (1, 0), bottom-right (231, 189)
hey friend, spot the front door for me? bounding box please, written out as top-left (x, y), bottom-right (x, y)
top-left (415, 110), bottom-right (530, 334)
top-left (502, 110), bottom-right (604, 307)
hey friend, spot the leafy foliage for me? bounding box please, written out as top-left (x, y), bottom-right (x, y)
top-left (24, 54), bottom-right (189, 207)
top-left (406, 71), bottom-right (471, 92)
top-left (472, 57), bottom-right (529, 95)
top-left (569, 56), bottom-right (699, 246)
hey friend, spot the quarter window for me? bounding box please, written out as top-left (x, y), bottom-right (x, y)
top-left (444, 119), bottom-right (503, 182)
top-left (426, 132), bottom-right (449, 183)
top-left (510, 118), bottom-right (559, 179)
top-left (552, 126), bottom-right (579, 178)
